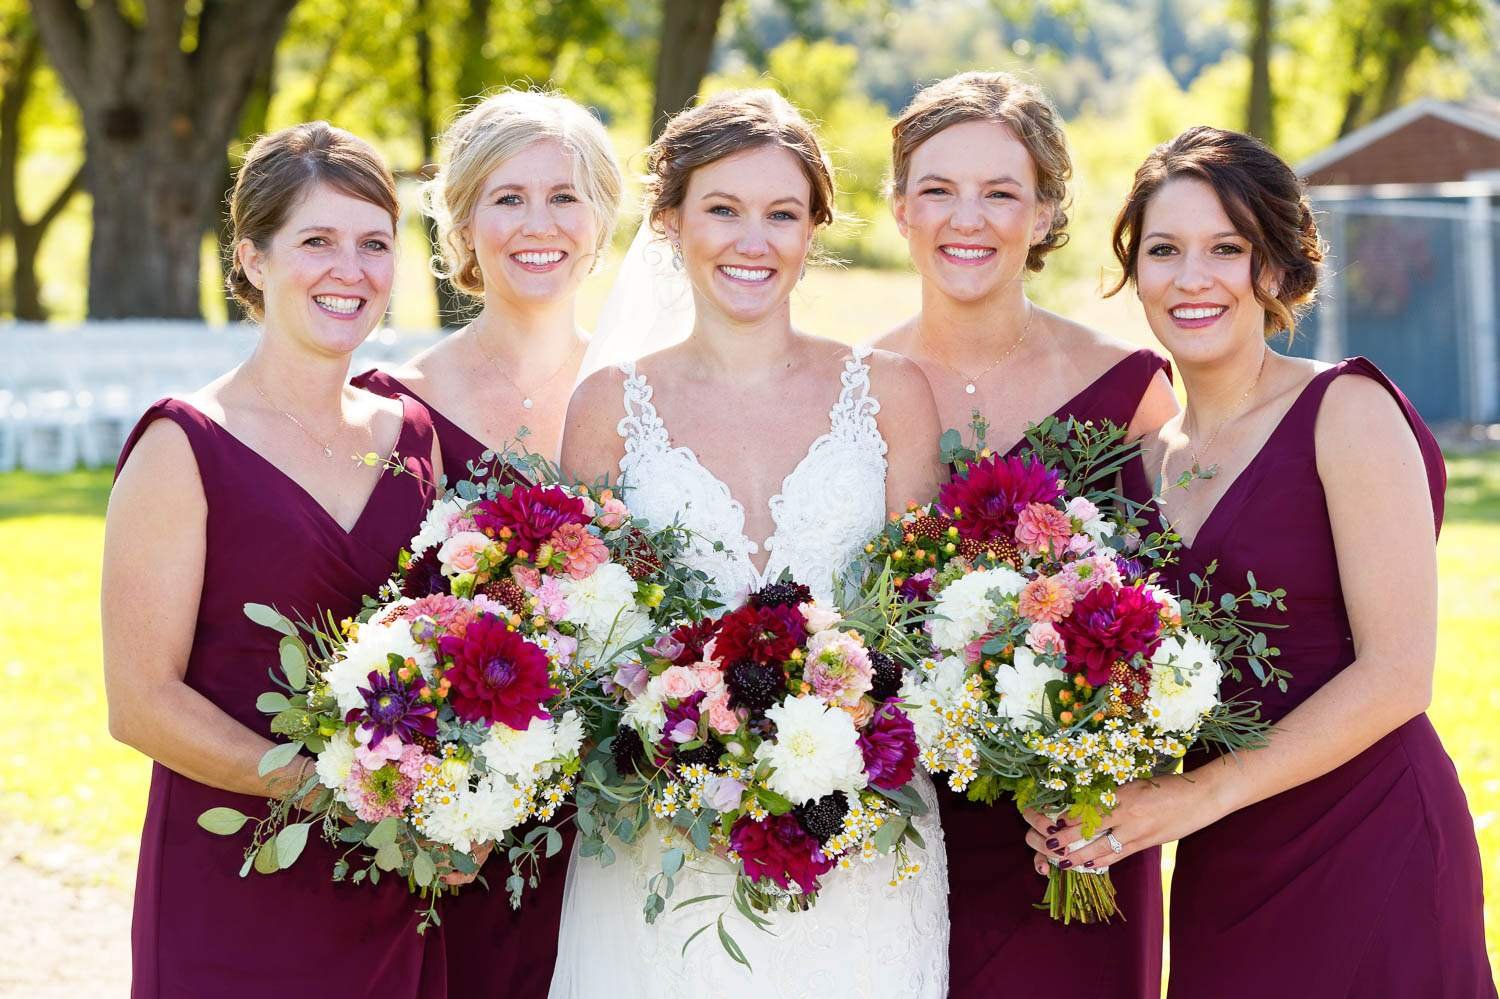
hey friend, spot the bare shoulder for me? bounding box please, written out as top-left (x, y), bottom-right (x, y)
top-left (566, 364), bottom-right (632, 424)
top-left (864, 316), bottom-right (919, 354)
top-left (109, 415), bottom-right (204, 518)
top-left (1315, 363), bottom-right (1415, 456)
top-left (863, 346), bottom-right (933, 399)
top-left (1044, 311), bottom-right (1153, 365)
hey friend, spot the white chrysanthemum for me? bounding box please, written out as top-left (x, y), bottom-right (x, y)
top-left (556, 562), bottom-right (640, 639)
top-left (622, 683), bottom-right (667, 743)
top-left (755, 695), bottom-right (868, 805)
top-left (478, 714), bottom-right (564, 781)
top-left (575, 607), bottom-right (653, 666)
top-left (1146, 633), bottom-right (1223, 731)
top-left (409, 496), bottom-right (467, 556)
top-left (422, 776), bottom-right (525, 849)
top-left (324, 620), bottom-right (435, 714)
top-left (898, 655), bottom-right (969, 747)
top-left (993, 646), bottom-right (1066, 731)
top-left (929, 567), bottom-right (1027, 650)
top-left (314, 727), bottom-right (358, 803)
top-left (553, 709), bottom-right (585, 760)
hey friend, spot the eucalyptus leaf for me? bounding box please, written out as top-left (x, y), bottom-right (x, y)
top-left (365, 816), bottom-right (399, 849)
top-left (374, 841), bottom-right (404, 871)
top-left (279, 637), bottom-right (309, 689)
top-left (544, 827), bottom-right (563, 858)
top-left (197, 806), bottom-right (251, 836)
top-left (412, 852), bottom-right (437, 888)
top-left (244, 602), bottom-right (297, 636)
top-left (661, 847), bottom-right (685, 877)
top-left (275, 822), bottom-right (310, 868)
top-left (257, 740), bottom-right (303, 777)
top-left (255, 691), bottom-right (292, 714)
top-left (253, 840), bottom-right (280, 875)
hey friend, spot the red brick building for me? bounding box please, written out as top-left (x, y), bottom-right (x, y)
top-left (1298, 98), bottom-right (1500, 186)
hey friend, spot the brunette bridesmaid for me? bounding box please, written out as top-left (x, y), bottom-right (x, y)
top-left (1028, 125), bottom-right (1495, 997)
top-left (873, 72), bottom-right (1178, 999)
top-left (354, 89), bottom-right (621, 998)
top-left (103, 123), bottom-right (446, 997)
top-left (353, 89), bottom-right (623, 477)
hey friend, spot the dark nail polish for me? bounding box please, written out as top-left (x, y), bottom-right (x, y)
top-left (1084, 860), bottom-right (1095, 869)
top-left (1045, 824), bottom-right (1058, 835)
top-left (1060, 860), bottom-right (1073, 870)
top-left (1046, 837), bottom-right (1059, 850)
top-left (1055, 817), bottom-right (1068, 829)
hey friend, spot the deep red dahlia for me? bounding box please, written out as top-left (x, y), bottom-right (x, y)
top-left (712, 603), bottom-right (804, 665)
top-left (1055, 583), bottom-right (1165, 686)
top-left (438, 614), bottom-right (559, 729)
top-left (669, 618), bottom-right (721, 666)
top-left (472, 485), bottom-right (589, 557)
top-left (729, 814), bottom-right (835, 894)
top-left (858, 701), bottom-right (919, 790)
top-left (400, 546), bottom-right (449, 599)
top-left (938, 454), bottom-right (1064, 542)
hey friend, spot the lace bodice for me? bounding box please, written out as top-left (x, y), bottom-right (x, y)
top-left (616, 346), bottom-right (889, 607)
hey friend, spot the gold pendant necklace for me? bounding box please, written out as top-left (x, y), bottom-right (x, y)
top-left (920, 302), bottom-right (1034, 394)
top-left (473, 330), bottom-right (581, 410)
top-left (251, 376), bottom-right (340, 459)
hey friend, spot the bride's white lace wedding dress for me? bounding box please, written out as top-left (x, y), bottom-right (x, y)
top-left (549, 347), bottom-right (950, 998)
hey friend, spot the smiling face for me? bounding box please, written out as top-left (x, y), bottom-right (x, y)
top-left (892, 120), bottom-right (1053, 304)
top-left (467, 139), bottom-right (599, 307)
top-left (1134, 177), bottom-right (1275, 365)
top-left (238, 182), bottom-right (396, 356)
top-left (663, 144), bottom-right (815, 327)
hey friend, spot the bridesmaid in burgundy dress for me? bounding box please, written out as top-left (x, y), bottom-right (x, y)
top-left (1028, 126), bottom-right (1495, 996)
top-left (104, 123), bottom-right (449, 998)
top-left (873, 72), bottom-right (1179, 999)
top-left (353, 90), bottom-right (622, 998)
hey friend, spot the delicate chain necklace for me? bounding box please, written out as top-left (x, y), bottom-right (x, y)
top-left (473, 329), bottom-right (582, 410)
top-left (1184, 347), bottom-right (1269, 468)
top-left (250, 376), bottom-right (343, 459)
top-left (919, 302), bottom-right (1033, 395)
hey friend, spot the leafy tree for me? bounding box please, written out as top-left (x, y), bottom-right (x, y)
top-left (31, 0), bottom-right (299, 319)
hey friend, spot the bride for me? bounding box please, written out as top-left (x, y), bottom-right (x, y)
top-left (551, 89), bottom-right (949, 997)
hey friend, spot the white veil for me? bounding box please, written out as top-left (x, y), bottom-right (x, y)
top-left (576, 219), bottom-right (696, 385)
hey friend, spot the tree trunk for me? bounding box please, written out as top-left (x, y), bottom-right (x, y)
top-left (416, 0), bottom-right (472, 329)
top-left (651, 0), bottom-right (728, 140)
top-left (1246, 0), bottom-right (1275, 145)
top-left (31, 0), bottom-right (299, 319)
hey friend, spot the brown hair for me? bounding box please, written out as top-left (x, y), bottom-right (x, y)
top-left (890, 71), bottom-right (1072, 272)
top-left (226, 121), bottom-right (399, 321)
top-left (644, 89), bottom-right (836, 236)
top-left (1107, 125), bottom-right (1323, 335)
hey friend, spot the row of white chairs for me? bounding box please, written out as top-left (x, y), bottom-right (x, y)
top-left (1, 322), bottom-right (444, 474)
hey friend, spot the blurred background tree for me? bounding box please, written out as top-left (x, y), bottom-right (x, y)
top-left (4, 0), bottom-right (1496, 326)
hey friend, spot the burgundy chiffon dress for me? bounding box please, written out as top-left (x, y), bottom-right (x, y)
top-left (352, 366), bottom-right (570, 999)
top-left (1122, 358), bottom-right (1494, 997)
top-left (946, 348), bottom-right (1170, 998)
top-left (117, 397), bottom-right (445, 998)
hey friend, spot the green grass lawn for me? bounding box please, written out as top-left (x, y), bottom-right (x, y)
top-left (1, 456), bottom-right (1496, 969)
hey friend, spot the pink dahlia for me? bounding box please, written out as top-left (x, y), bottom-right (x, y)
top-left (1015, 501), bottom-right (1074, 557)
top-left (938, 454), bottom-right (1064, 542)
top-left (438, 615), bottom-right (558, 729)
top-left (1017, 575), bottom-right (1074, 624)
top-left (401, 593), bottom-right (477, 641)
top-left (344, 743), bottom-right (428, 822)
top-left (1055, 583), bottom-right (1164, 685)
top-left (730, 814), bottom-right (835, 893)
top-left (473, 484), bottom-right (589, 558)
top-left (858, 701), bottom-right (919, 790)
top-left (548, 522), bottom-right (608, 580)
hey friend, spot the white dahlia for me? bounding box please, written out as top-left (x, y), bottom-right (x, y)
top-left (556, 562), bottom-right (640, 638)
top-left (314, 727), bottom-right (358, 803)
top-left (993, 646), bottom-right (1066, 731)
top-left (928, 566), bottom-right (1027, 650)
top-left (409, 496), bottom-right (468, 556)
top-left (421, 776), bottom-right (525, 850)
top-left (324, 619), bottom-right (435, 715)
top-left (898, 655), bottom-right (969, 748)
top-left (1145, 633), bottom-right (1223, 731)
top-left (756, 695), bottom-right (868, 805)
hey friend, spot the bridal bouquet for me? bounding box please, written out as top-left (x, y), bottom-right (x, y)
top-left (577, 576), bottom-right (930, 959)
top-left (877, 418), bottom-right (1285, 924)
top-left (200, 462), bottom-right (705, 929)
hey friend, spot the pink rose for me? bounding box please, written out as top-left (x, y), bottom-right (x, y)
top-left (1065, 496), bottom-right (1099, 524)
top-left (691, 662), bottom-right (725, 693)
top-left (659, 665), bottom-right (699, 700)
top-left (1025, 621), bottom-right (1065, 654)
top-left (531, 578), bottom-right (570, 620)
top-left (799, 602), bottom-right (842, 634)
top-left (705, 687), bottom-right (742, 735)
top-left (510, 565), bottom-right (543, 591)
top-left (598, 496), bottom-right (630, 531)
top-left (843, 696), bottom-right (877, 728)
top-left (702, 775), bottom-right (746, 812)
top-left (354, 729), bottom-right (404, 768)
top-left (437, 531), bottom-right (491, 575)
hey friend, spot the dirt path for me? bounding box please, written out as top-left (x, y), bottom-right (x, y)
top-left (0, 820), bottom-right (131, 997)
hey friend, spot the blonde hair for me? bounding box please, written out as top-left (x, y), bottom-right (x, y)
top-left (424, 89), bottom-right (623, 296)
top-left (890, 72), bottom-right (1072, 272)
top-left (645, 89), bottom-right (836, 235)
top-left (226, 122), bottom-right (398, 321)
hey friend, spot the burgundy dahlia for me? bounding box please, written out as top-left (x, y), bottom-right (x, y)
top-left (938, 454), bottom-right (1064, 542)
top-left (729, 814), bottom-right (835, 894)
top-left (438, 615), bottom-right (559, 729)
top-left (353, 669), bottom-right (438, 745)
top-left (668, 618), bottom-right (721, 666)
top-left (858, 701), bottom-right (919, 790)
top-left (713, 603), bottom-right (804, 666)
top-left (400, 547), bottom-right (449, 599)
top-left (1055, 583), bottom-right (1165, 686)
top-left (472, 484), bottom-right (589, 557)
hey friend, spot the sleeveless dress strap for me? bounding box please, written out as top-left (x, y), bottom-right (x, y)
top-left (829, 345), bottom-right (883, 448)
top-left (616, 362), bottom-right (671, 454)
top-left (395, 394), bottom-right (438, 494)
top-left (115, 398), bottom-right (223, 486)
top-left (1288, 356), bottom-right (1446, 533)
top-left (1069, 348), bottom-right (1173, 429)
